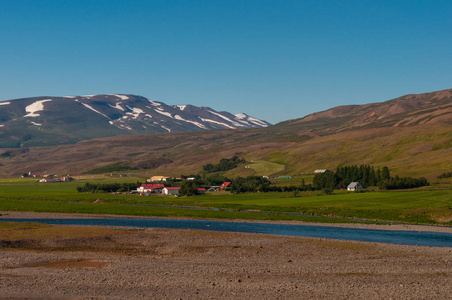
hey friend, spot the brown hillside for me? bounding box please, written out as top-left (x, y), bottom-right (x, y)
top-left (288, 88), bottom-right (452, 132)
top-left (0, 89), bottom-right (451, 178)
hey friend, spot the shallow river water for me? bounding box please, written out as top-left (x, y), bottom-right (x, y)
top-left (2, 217), bottom-right (452, 247)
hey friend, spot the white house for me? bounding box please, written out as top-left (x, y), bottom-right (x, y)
top-left (162, 187), bottom-right (180, 195)
top-left (347, 182), bottom-right (363, 191)
top-left (137, 184), bottom-right (165, 194)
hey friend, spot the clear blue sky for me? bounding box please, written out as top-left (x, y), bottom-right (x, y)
top-left (1, 0), bottom-right (451, 124)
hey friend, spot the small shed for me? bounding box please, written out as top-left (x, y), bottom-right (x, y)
top-left (347, 182), bottom-right (363, 191)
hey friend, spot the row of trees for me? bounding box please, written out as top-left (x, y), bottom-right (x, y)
top-left (313, 165), bottom-right (429, 190)
top-left (178, 176), bottom-right (272, 195)
top-left (334, 165), bottom-right (390, 189)
top-left (202, 156), bottom-right (246, 173)
top-left (378, 176), bottom-right (429, 190)
top-left (76, 182), bottom-right (141, 193)
top-left (230, 176), bottom-right (271, 193)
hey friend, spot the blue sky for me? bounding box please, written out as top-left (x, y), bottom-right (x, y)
top-left (0, 0), bottom-right (451, 124)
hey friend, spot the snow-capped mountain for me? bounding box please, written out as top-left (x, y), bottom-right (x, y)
top-left (0, 94), bottom-right (271, 148)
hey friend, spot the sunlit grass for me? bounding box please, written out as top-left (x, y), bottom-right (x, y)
top-left (245, 160), bottom-right (286, 175)
top-left (0, 178), bottom-right (451, 225)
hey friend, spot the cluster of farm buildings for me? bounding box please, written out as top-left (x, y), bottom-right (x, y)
top-left (135, 179), bottom-right (231, 196)
top-left (33, 171), bottom-right (363, 192)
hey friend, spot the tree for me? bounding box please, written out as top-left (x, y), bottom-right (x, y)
top-left (313, 172), bottom-right (336, 190)
top-left (382, 166), bottom-right (390, 181)
top-left (179, 181), bottom-right (198, 196)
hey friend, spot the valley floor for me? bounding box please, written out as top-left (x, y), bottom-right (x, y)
top-left (1, 212), bottom-right (451, 299)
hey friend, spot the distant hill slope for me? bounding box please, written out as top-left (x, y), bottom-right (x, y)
top-left (0, 89), bottom-right (450, 178)
top-left (0, 94), bottom-right (271, 148)
top-left (277, 88), bottom-right (452, 135)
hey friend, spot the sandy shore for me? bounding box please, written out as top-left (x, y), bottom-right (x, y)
top-left (1, 212), bottom-right (452, 299)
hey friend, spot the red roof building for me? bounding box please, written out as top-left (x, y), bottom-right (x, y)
top-left (138, 184), bottom-right (165, 193)
top-left (220, 182), bottom-right (231, 190)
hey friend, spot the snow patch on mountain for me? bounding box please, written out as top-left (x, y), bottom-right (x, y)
top-left (109, 103), bottom-right (125, 111)
top-left (174, 115), bottom-right (207, 129)
top-left (235, 113), bottom-right (249, 120)
top-left (125, 106), bottom-right (144, 119)
top-left (24, 99), bottom-right (52, 117)
top-left (154, 108), bottom-right (172, 118)
top-left (148, 100), bottom-right (161, 106)
top-left (199, 118), bottom-right (235, 129)
top-left (247, 116), bottom-right (269, 127)
top-left (118, 123), bottom-right (132, 131)
top-left (175, 105), bottom-right (187, 111)
top-left (0, 101), bottom-right (11, 105)
top-left (206, 109), bottom-right (244, 127)
top-left (31, 121), bottom-right (42, 126)
top-left (111, 94), bottom-right (129, 101)
top-left (235, 113), bottom-right (269, 127)
top-left (81, 103), bottom-right (110, 119)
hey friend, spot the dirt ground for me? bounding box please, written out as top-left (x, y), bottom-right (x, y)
top-left (1, 213), bottom-right (452, 299)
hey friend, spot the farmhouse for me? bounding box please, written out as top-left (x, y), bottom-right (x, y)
top-left (347, 182), bottom-right (363, 191)
top-left (39, 176), bottom-right (72, 183)
top-left (148, 176), bottom-right (171, 182)
top-left (197, 188), bottom-right (206, 194)
top-left (138, 184), bottom-right (165, 194)
top-left (163, 187), bottom-right (180, 195)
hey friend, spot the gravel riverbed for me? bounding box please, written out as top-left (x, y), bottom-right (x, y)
top-left (1, 212), bottom-right (451, 299)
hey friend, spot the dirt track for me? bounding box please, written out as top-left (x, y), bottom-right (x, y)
top-left (1, 213), bottom-right (452, 299)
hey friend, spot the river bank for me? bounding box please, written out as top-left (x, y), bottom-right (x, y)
top-left (1, 215), bottom-right (451, 299)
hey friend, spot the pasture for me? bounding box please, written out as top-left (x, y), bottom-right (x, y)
top-left (0, 177), bottom-right (451, 225)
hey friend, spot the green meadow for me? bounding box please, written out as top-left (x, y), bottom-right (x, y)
top-left (0, 177), bottom-right (451, 225)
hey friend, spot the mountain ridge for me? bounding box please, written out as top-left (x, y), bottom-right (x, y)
top-left (0, 94), bottom-right (271, 148)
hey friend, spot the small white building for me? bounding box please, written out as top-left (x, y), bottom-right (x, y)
top-left (314, 169), bottom-right (331, 174)
top-left (163, 187), bottom-right (180, 195)
top-left (347, 182), bottom-right (363, 191)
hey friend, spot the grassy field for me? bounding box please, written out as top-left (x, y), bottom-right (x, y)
top-left (0, 177), bottom-right (451, 225)
top-left (245, 160), bottom-right (286, 176)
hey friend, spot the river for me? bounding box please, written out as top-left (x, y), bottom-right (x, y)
top-left (2, 217), bottom-right (452, 247)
